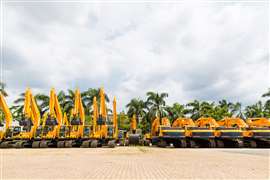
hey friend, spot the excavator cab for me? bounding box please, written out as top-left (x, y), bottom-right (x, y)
top-left (19, 118), bottom-right (33, 131)
top-left (45, 117), bottom-right (58, 126)
top-left (70, 117), bottom-right (82, 125)
top-left (244, 118), bottom-right (270, 148)
top-left (82, 125), bottom-right (91, 138)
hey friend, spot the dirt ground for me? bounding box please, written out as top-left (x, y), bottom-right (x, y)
top-left (0, 147), bottom-right (269, 180)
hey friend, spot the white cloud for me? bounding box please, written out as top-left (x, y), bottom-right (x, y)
top-left (2, 2), bottom-right (269, 110)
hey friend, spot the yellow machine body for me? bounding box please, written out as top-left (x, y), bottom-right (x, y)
top-left (40, 88), bottom-right (63, 139)
top-left (12, 88), bottom-right (40, 140)
top-left (245, 118), bottom-right (270, 138)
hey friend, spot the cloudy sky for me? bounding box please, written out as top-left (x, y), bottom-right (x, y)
top-left (1, 1), bottom-right (269, 110)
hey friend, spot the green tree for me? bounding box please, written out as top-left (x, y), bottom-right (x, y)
top-left (244, 101), bottom-right (265, 118)
top-left (0, 82), bottom-right (8, 96)
top-left (165, 103), bottom-right (187, 122)
top-left (186, 100), bottom-right (216, 120)
top-left (63, 89), bottom-right (75, 117)
top-left (118, 111), bottom-right (129, 130)
top-left (126, 98), bottom-right (146, 125)
top-left (262, 89), bottom-right (270, 117)
top-left (11, 92), bottom-right (25, 120)
top-left (35, 93), bottom-right (49, 115)
top-left (145, 91), bottom-right (168, 120)
top-left (81, 88), bottom-right (110, 116)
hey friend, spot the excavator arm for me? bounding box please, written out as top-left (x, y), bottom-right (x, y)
top-left (92, 96), bottom-right (98, 136)
top-left (0, 94), bottom-right (12, 131)
top-left (151, 117), bottom-right (160, 137)
top-left (16, 88), bottom-right (41, 139)
top-left (68, 89), bottom-right (85, 139)
top-left (131, 114), bottom-right (137, 133)
top-left (0, 93), bottom-right (12, 139)
top-left (113, 97), bottom-right (118, 139)
top-left (41, 88), bottom-right (63, 139)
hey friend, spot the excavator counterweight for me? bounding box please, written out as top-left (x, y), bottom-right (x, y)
top-left (244, 118), bottom-right (270, 148)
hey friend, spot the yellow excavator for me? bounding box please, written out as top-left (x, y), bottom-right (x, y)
top-left (189, 117), bottom-right (217, 148)
top-left (171, 117), bottom-right (195, 147)
top-left (147, 116), bottom-right (187, 148)
top-left (245, 118), bottom-right (270, 148)
top-left (0, 93), bottom-right (13, 145)
top-left (215, 117), bottom-right (247, 148)
top-left (1, 88), bottom-right (40, 148)
top-left (57, 89), bottom-right (84, 148)
top-left (81, 88), bottom-right (118, 148)
top-left (32, 88), bottom-right (63, 148)
top-left (126, 114), bottom-right (142, 145)
top-left (91, 88), bottom-right (118, 148)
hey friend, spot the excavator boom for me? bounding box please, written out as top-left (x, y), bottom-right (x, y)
top-left (0, 94), bottom-right (12, 140)
top-left (0, 94), bottom-right (12, 131)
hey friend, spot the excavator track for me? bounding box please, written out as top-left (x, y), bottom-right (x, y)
top-left (57, 141), bottom-right (65, 148)
top-left (81, 140), bottom-right (90, 148)
top-left (64, 140), bottom-right (73, 148)
top-left (157, 140), bottom-right (167, 148)
top-left (249, 140), bottom-right (257, 148)
top-left (40, 141), bottom-right (48, 148)
top-left (180, 139), bottom-right (187, 148)
top-left (0, 141), bottom-right (11, 148)
top-left (208, 139), bottom-right (216, 148)
top-left (235, 140), bottom-right (244, 148)
top-left (128, 134), bottom-right (140, 145)
top-left (14, 141), bottom-right (25, 148)
top-left (189, 140), bottom-right (197, 148)
top-left (90, 140), bottom-right (98, 148)
top-left (32, 141), bottom-right (40, 148)
top-left (108, 140), bottom-right (116, 148)
top-left (216, 140), bottom-right (225, 148)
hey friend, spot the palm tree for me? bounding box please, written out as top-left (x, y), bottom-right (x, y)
top-left (11, 92), bottom-right (25, 120)
top-left (165, 103), bottom-right (187, 122)
top-left (126, 98), bottom-right (146, 125)
top-left (0, 82), bottom-right (8, 97)
top-left (211, 100), bottom-right (233, 120)
top-left (262, 89), bottom-right (270, 117)
top-left (35, 93), bottom-right (49, 115)
top-left (145, 91), bottom-right (168, 120)
top-left (57, 90), bottom-right (67, 110)
top-left (186, 100), bottom-right (201, 120)
top-left (63, 89), bottom-right (75, 117)
top-left (186, 100), bottom-right (216, 120)
top-left (262, 88), bottom-right (270, 98)
top-left (81, 88), bottom-right (110, 116)
top-left (200, 101), bottom-right (215, 117)
top-left (230, 102), bottom-right (243, 117)
top-left (244, 101), bottom-right (265, 118)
